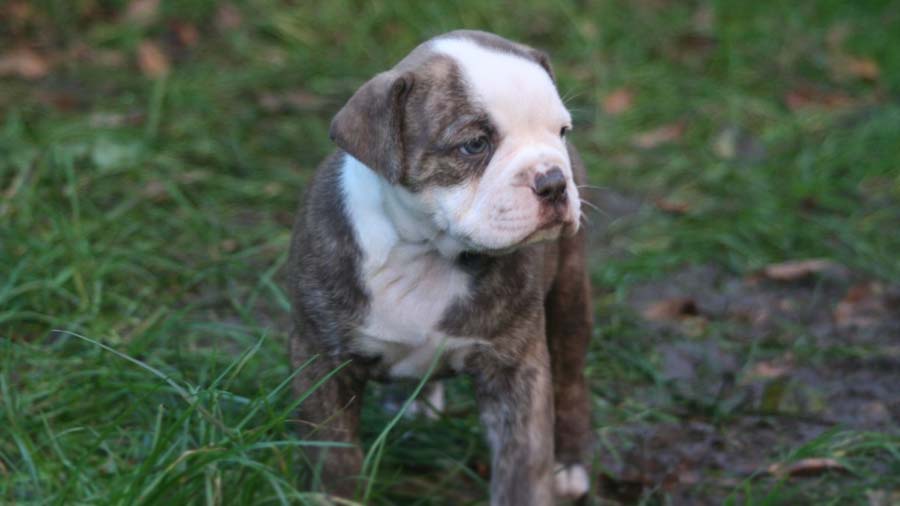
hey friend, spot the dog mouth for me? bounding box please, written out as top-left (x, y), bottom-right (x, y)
top-left (457, 219), bottom-right (574, 257)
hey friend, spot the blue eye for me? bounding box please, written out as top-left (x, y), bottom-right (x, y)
top-left (460, 136), bottom-right (489, 155)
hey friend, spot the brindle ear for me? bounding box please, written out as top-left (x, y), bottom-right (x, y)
top-left (528, 48), bottom-right (556, 82)
top-left (329, 71), bottom-right (414, 183)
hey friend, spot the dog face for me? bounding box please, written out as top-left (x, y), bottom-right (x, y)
top-left (330, 31), bottom-right (580, 254)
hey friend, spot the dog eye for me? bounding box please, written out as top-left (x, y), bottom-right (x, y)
top-left (460, 136), bottom-right (489, 155)
top-left (560, 126), bottom-right (571, 138)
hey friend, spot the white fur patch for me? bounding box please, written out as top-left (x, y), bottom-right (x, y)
top-left (427, 36), bottom-right (581, 251)
top-left (554, 463), bottom-right (590, 499)
top-left (341, 155), bottom-right (483, 378)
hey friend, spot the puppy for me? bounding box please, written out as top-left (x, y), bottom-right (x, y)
top-left (288, 30), bottom-right (594, 505)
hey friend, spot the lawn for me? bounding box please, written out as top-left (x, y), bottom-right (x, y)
top-left (2, 1), bottom-right (899, 504)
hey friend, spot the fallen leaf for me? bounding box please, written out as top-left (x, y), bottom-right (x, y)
top-left (785, 86), bottom-right (854, 111)
top-left (632, 122), bottom-right (685, 149)
top-left (2, 1), bottom-right (33, 26)
top-left (215, 3), bottom-right (243, 31)
top-left (746, 356), bottom-right (793, 380)
top-left (834, 282), bottom-right (888, 328)
top-left (124, 0), bottom-right (160, 26)
top-left (642, 297), bottom-right (699, 322)
top-left (137, 41), bottom-right (169, 78)
top-left (0, 48), bottom-right (50, 79)
top-left (173, 22), bottom-right (200, 48)
top-left (220, 238), bottom-right (238, 253)
top-left (842, 56), bottom-right (880, 81)
top-left (768, 458), bottom-right (848, 479)
top-left (602, 87), bottom-right (634, 115)
top-left (654, 198), bottom-right (690, 214)
top-left (141, 180), bottom-right (168, 200)
top-left (761, 259), bottom-right (839, 281)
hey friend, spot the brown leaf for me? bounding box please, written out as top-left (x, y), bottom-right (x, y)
top-left (2, 1), bottom-right (34, 26)
top-left (124, 0), bottom-right (160, 26)
top-left (768, 458), bottom-right (848, 479)
top-left (602, 87), bottom-right (634, 115)
top-left (745, 356), bottom-right (794, 380)
top-left (654, 198), bottom-right (690, 214)
top-left (215, 3), bottom-right (243, 31)
top-left (843, 56), bottom-right (880, 81)
top-left (761, 259), bottom-right (839, 281)
top-left (0, 48), bottom-right (50, 79)
top-left (137, 41), bottom-right (169, 78)
top-left (834, 282), bottom-right (888, 328)
top-left (785, 86), bottom-right (854, 111)
top-left (642, 297), bottom-right (699, 322)
top-left (173, 22), bottom-right (200, 48)
top-left (632, 122), bottom-right (684, 149)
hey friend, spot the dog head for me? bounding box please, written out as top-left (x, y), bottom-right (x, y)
top-left (330, 30), bottom-right (580, 254)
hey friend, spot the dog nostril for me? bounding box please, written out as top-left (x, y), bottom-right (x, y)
top-left (533, 167), bottom-right (567, 203)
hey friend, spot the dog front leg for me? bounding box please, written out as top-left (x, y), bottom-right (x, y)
top-left (473, 339), bottom-right (555, 506)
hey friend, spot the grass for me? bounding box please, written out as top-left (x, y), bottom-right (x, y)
top-left (2, 0), bottom-right (899, 504)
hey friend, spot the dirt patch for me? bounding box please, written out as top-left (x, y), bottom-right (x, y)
top-left (597, 263), bottom-right (900, 504)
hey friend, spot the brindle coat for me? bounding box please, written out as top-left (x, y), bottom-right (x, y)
top-left (288, 30), bottom-right (594, 505)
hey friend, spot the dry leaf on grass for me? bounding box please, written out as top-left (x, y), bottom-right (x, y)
top-left (632, 122), bottom-right (685, 149)
top-left (0, 48), bottom-right (49, 79)
top-left (602, 87), bottom-right (634, 115)
top-left (841, 56), bottom-right (880, 81)
top-left (654, 198), bottom-right (690, 214)
top-left (216, 3), bottom-right (243, 31)
top-left (642, 297), bottom-right (699, 322)
top-left (768, 458), bottom-right (848, 479)
top-left (173, 22), bottom-right (200, 48)
top-left (761, 259), bottom-right (839, 281)
top-left (785, 86), bottom-right (855, 111)
top-left (124, 0), bottom-right (160, 26)
top-left (745, 356), bottom-right (794, 380)
top-left (834, 282), bottom-right (890, 328)
top-left (137, 41), bottom-right (169, 78)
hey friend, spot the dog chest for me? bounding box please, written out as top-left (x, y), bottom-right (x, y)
top-left (354, 243), bottom-right (481, 378)
top-left (340, 155), bottom-right (482, 378)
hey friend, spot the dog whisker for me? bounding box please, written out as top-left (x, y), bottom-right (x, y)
top-left (579, 198), bottom-right (605, 216)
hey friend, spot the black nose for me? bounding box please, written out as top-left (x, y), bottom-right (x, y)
top-left (533, 167), bottom-right (567, 204)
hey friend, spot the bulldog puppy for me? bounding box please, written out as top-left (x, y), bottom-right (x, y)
top-left (288, 30), bottom-right (594, 505)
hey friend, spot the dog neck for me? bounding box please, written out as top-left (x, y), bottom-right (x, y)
top-left (340, 154), bottom-right (466, 273)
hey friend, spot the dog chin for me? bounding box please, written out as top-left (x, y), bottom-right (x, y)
top-left (460, 224), bottom-right (565, 256)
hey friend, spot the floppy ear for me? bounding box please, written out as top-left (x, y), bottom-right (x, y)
top-left (329, 70), bottom-right (414, 184)
top-left (528, 48), bottom-right (556, 82)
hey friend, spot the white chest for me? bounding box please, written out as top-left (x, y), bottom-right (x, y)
top-left (355, 243), bottom-right (480, 378)
top-left (340, 155), bottom-right (483, 378)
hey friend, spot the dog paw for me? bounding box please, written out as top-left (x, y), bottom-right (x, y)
top-left (554, 463), bottom-right (589, 499)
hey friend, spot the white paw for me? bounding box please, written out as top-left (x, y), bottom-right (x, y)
top-left (554, 463), bottom-right (589, 499)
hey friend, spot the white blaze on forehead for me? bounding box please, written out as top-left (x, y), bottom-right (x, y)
top-left (430, 37), bottom-right (570, 134)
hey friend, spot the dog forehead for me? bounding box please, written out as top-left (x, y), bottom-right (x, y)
top-left (429, 36), bottom-right (569, 134)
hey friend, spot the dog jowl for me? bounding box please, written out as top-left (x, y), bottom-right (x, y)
top-left (288, 30), bottom-right (594, 506)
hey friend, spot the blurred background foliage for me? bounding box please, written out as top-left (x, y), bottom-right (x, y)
top-left (1, 1), bottom-right (899, 505)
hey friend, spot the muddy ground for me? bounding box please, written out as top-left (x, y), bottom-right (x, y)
top-left (585, 189), bottom-right (900, 505)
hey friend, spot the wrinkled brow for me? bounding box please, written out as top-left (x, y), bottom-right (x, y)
top-left (436, 113), bottom-right (493, 145)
